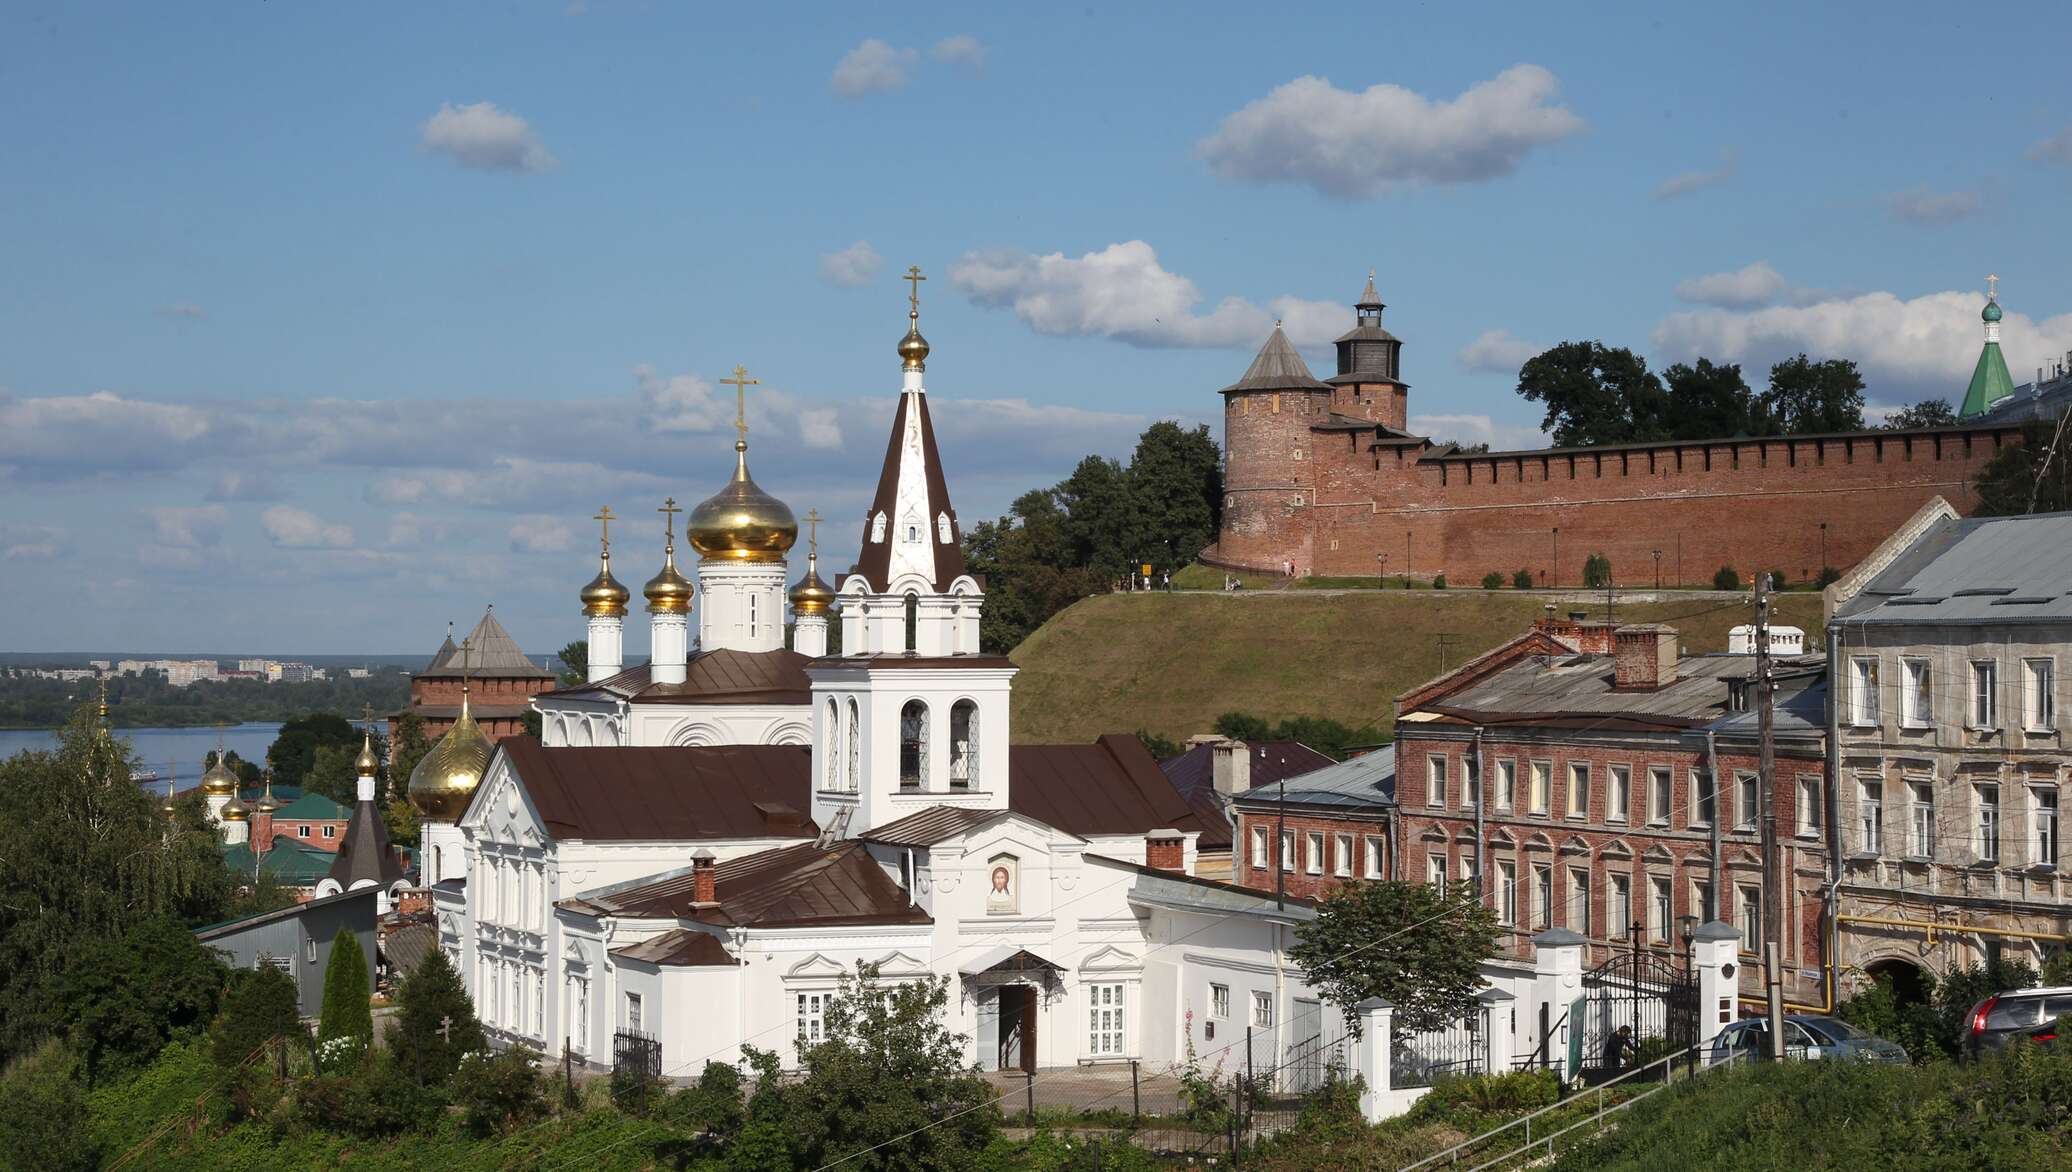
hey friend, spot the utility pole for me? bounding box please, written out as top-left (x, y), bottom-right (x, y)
top-left (1755, 573), bottom-right (1786, 1060)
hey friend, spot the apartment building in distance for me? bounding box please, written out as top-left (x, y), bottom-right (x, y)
top-left (1826, 499), bottom-right (2072, 991)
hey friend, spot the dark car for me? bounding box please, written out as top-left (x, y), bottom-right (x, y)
top-left (1961, 987), bottom-right (2072, 1057)
top-left (1709, 1015), bottom-right (1909, 1066)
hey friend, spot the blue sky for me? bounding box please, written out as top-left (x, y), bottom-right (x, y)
top-left (4, 2), bottom-right (2070, 655)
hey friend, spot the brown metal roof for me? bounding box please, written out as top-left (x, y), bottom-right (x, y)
top-left (850, 390), bottom-right (967, 593)
top-left (544, 648), bottom-right (813, 706)
top-left (567, 840), bottom-right (930, 929)
top-left (500, 737), bottom-right (816, 842)
top-left (859, 805), bottom-right (997, 847)
top-left (1158, 740), bottom-right (1334, 849)
top-left (1009, 734), bottom-right (1206, 838)
top-left (610, 928), bottom-right (739, 967)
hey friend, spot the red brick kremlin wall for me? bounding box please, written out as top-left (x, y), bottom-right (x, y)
top-left (1213, 389), bottom-right (2025, 585)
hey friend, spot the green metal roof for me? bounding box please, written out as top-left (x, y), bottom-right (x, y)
top-left (271, 793), bottom-right (348, 821)
top-left (220, 839), bottom-right (337, 884)
top-left (1961, 340), bottom-right (2016, 417)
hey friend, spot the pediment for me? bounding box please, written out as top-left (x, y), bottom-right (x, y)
top-left (785, 952), bottom-right (852, 980)
top-left (1598, 839), bottom-right (1633, 859)
top-left (1523, 832), bottom-right (1554, 852)
top-left (1079, 944), bottom-right (1141, 973)
top-left (1560, 836), bottom-right (1592, 856)
top-left (1487, 827), bottom-right (1516, 848)
top-left (867, 950), bottom-right (930, 978)
top-left (1419, 824), bottom-right (1449, 842)
top-left (1642, 843), bottom-right (1675, 863)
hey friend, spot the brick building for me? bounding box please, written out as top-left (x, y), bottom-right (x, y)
top-left (1228, 747), bottom-right (1396, 900)
top-left (392, 608), bottom-right (554, 745)
top-left (1391, 618), bottom-right (1832, 1004)
top-left (1206, 275), bottom-right (2028, 587)
top-left (1159, 736), bottom-right (1336, 880)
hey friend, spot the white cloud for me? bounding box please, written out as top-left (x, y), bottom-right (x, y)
top-left (2029, 127), bottom-right (2072, 164)
top-left (0, 390), bottom-right (213, 482)
top-left (1673, 261), bottom-right (1789, 309)
top-left (949, 240), bottom-right (1342, 349)
top-left (1409, 412), bottom-right (1548, 452)
top-left (260, 505), bottom-right (354, 549)
top-left (149, 504), bottom-right (227, 549)
top-left (634, 365), bottom-right (844, 450)
top-left (386, 511), bottom-right (430, 548)
top-left (1653, 149), bottom-right (1737, 200)
top-left (154, 302), bottom-right (207, 320)
top-left (1194, 65), bottom-right (1585, 198)
top-left (1455, 329), bottom-right (1544, 374)
top-left (205, 469), bottom-right (282, 502)
top-left (420, 102), bottom-right (558, 174)
top-left (931, 34), bottom-right (985, 70)
top-left (819, 240), bottom-right (884, 288)
top-left (1652, 287), bottom-right (2072, 400)
top-left (1881, 187), bottom-right (1981, 226)
top-left (831, 38), bottom-right (916, 97)
top-left (509, 515), bottom-right (574, 554)
top-left (796, 408), bottom-right (843, 450)
top-left (1, 522), bottom-right (63, 561)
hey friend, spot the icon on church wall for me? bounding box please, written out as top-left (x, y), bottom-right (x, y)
top-left (987, 853), bottom-right (1019, 915)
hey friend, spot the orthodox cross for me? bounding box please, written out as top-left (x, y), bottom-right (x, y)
top-left (459, 636), bottom-right (475, 694)
top-left (593, 505), bottom-right (616, 553)
top-left (904, 265), bottom-right (926, 314)
top-left (657, 497), bottom-right (681, 545)
top-left (721, 365), bottom-right (759, 445)
top-left (804, 507), bottom-right (823, 559)
top-left (1987, 273), bottom-right (2000, 300)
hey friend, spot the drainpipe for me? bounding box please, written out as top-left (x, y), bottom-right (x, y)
top-left (1704, 731), bottom-right (1723, 910)
top-left (1472, 728), bottom-right (1487, 905)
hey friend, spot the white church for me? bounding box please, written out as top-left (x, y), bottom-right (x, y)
top-left (415, 283), bottom-right (1328, 1079)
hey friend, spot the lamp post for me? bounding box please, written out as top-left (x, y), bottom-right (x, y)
top-left (1679, 914), bottom-right (1699, 974)
top-left (1652, 549), bottom-right (1663, 591)
top-left (1405, 530), bottom-right (1413, 589)
top-left (1377, 552), bottom-right (1389, 590)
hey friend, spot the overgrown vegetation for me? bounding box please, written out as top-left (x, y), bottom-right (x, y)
top-left (1212, 712), bottom-right (1386, 760)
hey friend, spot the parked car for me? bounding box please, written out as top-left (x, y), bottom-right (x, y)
top-left (1961, 987), bottom-right (2072, 1058)
top-left (1709, 1015), bottom-right (1909, 1066)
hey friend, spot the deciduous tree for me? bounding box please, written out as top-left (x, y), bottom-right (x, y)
top-left (1763, 354), bottom-right (1866, 434)
top-left (1664, 358), bottom-right (1761, 439)
top-left (1517, 342), bottom-right (1671, 447)
top-left (1884, 398), bottom-right (1958, 430)
top-left (1974, 416), bottom-right (2072, 516)
top-left (556, 640), bottom-right (588, 687)
top-left (1291, 880), bottom-right (1500, 1034)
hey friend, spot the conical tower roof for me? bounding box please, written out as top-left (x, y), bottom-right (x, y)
top-left (1961, 294), bottom-right (2016, 418)
top-left (1220, 325), bottom-right (1331, 393)
top-left (427, 609), bottom-right (553, 678)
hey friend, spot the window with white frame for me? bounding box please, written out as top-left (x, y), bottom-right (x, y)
top-left (1610, 873), bottom-right (1632, 939)
top-left (1607, 765), bottom-right (1630, 823)
top-left (1693, 878), bottom-right (1715, 924)
top-left (1496, 759), bottom-right (1517, 811)
top-left (571, 976), bottom-right (589, 1053)
top-left (1566, 763), bottom-right (1590, 819)
top-left (1736, 773), bottom-right (1759, 831)
top-left (1850, 657), bottom-right (1880, 726)
top-left (1497, 861), bottom-right (1518, 925)
top-left (1902, 660), bottom-right (1931, 729)
top-left (1305, 831), bottom-right (1324, 875)
top-left (1649, 768), bottom-right (1672, 826)
top-left (1859, 781), bottom-right (1883, 854)
top-left (1530, 761), bottom-right (1551, 815)
top-left (797, 991), bottom-right (829, 1043)
top-left (1280, 829), bottom-right (1295, 872)
top-left (1532, 864), bottom-right (1552, 929)
top-left (1250, 826), bottom-right (1269, 870)
top-left (1426, 852), bottom-right (1447, 895)
top-left (1333, 834), bottom-right (1353, 877)
top-left (1738, 884), bottom-right (1761, 950)
top-left (1364, 836), bottom-right (1383, 878)
top-left (1567, 867), bottom-right (1590, 936)
top-left (1909, 783), bottom-right (1936, 858)
top-left (1978, 784), bottom-right (2001, 862)
top-left (1796, 776), bottom-right (1823, 837)
top-left (1252, 991), bottom-right (1274, 1029)
top-left (1461, 856), bottom-right (1476, 893)
top-left (1972, 660), bottom-right (1999, 729)
top-left (2036, 786), bottom-right (2060, 867)
top-left (624, 991), bottom-right (642, 1034)
top-left (1088, 984), bottom-right (1126, 1056)
top-left (1463, 754), bottom-right (1481, 809)
top-left (1427, 754), bottom-right (1448, 808)
top-left (1648, 876), bottom-right (1671, 940)
top-left (534, 972), bottom-right (545, 1036)
top-left (321, 825), bottom-right (334, 839)
top-left (1210, 983), bottom-right (1230, 1020)
top-left (2025, 659), bottom-right (2055, 730)
top-left (1691, 769), bottom-right (1715, 828)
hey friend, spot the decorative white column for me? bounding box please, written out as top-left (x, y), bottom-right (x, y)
top-left (649, 610), bottom-right (688, 686)
top-left (1692, 921), bottom-right (1742, 1062)
top-left (1354, 998), bottom-right (1395, 1122)
top-left (1530, 928), bottom-right (1587, 1080)
top-left (698, 560), bottom-right (789, 653)
top-left (587, 612), bottom-right (623, 682)
top-left (1478, 986), bottom-right (1516, 1074)
top-left (580, 508), bottom-right (630, 682)
top-left (793, 611), bottom-right (829, 657)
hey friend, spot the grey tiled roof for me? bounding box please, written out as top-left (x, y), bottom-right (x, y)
top-left (1229, 746), bottom-right (1396, 813)
top-left (425, 610), bottom-right (553, 677)
top-left (1220, 327), bottom-right (1330, 393)
top-left (1833, 511), bottom-right (2072, 625)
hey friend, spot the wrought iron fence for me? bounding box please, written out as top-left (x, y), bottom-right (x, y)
top-left (1391, 1010), bottom-right (1487, 1088)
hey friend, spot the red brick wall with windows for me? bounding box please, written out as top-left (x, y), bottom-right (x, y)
top-left (1230, 809), bottom-right (1389, 900)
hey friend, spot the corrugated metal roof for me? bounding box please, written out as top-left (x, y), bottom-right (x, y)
top-left (1009, 735), bottom-right (1206, 838)
top-left (1701, 673), bottom-right (1827, 742)
top-left (384, 922), bottom-right (436, 976)
top-left (1834, 511), bottom-right (2072, 625)
top-left (1220, 327), bottom-right (1331, 393)
top-left (1230, 746), bottom-right (1396, 813)
top-left (501, 737), bottom-right (816, 842)
top-left (546, 648), bottom-right (812, 705)
top-left (1431, 652), bottom-right (1805, 728)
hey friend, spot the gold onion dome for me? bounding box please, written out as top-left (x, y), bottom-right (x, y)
top-left (788, 559), bottom-right (836, 615)
top-left (220, 788), bottom-right (249, 822)
top-left (253, 774), bottom-right (279, 813)
top-left (643, 545), bottom-right (694, 613)
top-left (407, 698), bottom-right (494, 822)
top-left (200, 755), bottom-right (239, 797)
top-left (581, 557), bottom-right (630, 617)
top-left (354, 732), bottom-right (380, 776)
top-left (160, 790), bottom-right (177, 818)
top-left (898, 316), bottom-right (930, 372)
top-left (687, 443), bottom-right (798, 562)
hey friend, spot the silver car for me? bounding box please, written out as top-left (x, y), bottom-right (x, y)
top-left (1710, 1015), bottom-right (1909, 1065)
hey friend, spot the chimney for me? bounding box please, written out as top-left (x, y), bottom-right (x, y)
top-left (1210, 739), bottom-right (1252, 796)
top-left (1146, 830), bottom-right (1186, 873)
top-left (691, 849), bottom-right (718, 906)
top-left (1613, 625), bottom-right (1679, 690)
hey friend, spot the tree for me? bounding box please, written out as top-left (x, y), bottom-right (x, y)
top-left (389, 949), bottom-right (485, 1086)
top-left (1517, 342), bottom-right (1671, 447)
top-left (961, 490), bottom-right (1103, 654)
top-left (1127, 420), bottom-right (1223, 574)
top-left (1211, 713), bottom-right (1386, 761)
top-left (0, 1041), bottom-right (96, 1172)
top-left (1663, 358), bottom-right (1762, 440)
top-left (1055, 454), bottom-right (1140, 581)
top-left (54, 916), bottom-right (226, 1085)
top-left (1582, 553), bottom-right (1612, 589)
top-left (1713, 566), bottom-right (1742, 590)
top-left (452, 1046), bottom-right (547, 1136)
top-left (556, 640), bottom-right (589, 687)
top-left (1763, 354), bottom-right (1865, 434)
top-left (386, 712), bottom-right (431, 842)
top-left (736, 964), bottom-right (995, 1171)
top-left (1974, 416), bottom-right (2072, 516)
top-left (1291, 880), bottom-right (1500, 1034)
top-left (267, 713), bottom-right (362, 789)
top-left (305, 743), bottom-right (359, 808)
top-left (1135, 729), bottom-right (1182, 760)
top-left (210, 961), bottom-right (303, 1119)
top-left (1512, 568), bottom-right (1534, 590)
top-left (317, 927), bottom-right (373, 1060)
top-left (1885, 398), bottom-right (1958, 430)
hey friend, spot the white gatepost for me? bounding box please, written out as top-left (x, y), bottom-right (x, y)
top-left (1478, 987), bottom-right (1516, 1075)
top-left (1353, 997), bottom-right (1394, 1123)
top-left (1692, 921), bottom-right (1741, 1062)
top-left (1530, 928), bottom-right (1587, 1079)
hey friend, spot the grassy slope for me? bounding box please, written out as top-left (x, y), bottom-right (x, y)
top-left (1009, 590), bottom-right (1827, 745)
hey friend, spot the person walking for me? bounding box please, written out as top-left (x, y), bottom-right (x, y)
top-left (1602, 1025), bottom-right (1636, 1074)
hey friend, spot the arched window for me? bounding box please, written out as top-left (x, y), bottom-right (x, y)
top-left (822, 699), bottom-right (839, 791)
top-left (846, 699), bottom-right (860, 793)
top-left (899, 700), bottom-right (928, 790)
top-left (950, 700), bottom-right (978, 790)
top-left (904, 593), bottom-right (919, 653)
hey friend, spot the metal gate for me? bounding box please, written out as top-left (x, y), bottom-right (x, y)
top-left (1570, 943), bottom-right (1695, 1080)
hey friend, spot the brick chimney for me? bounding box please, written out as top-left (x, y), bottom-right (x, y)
top-left (691, 849), bottom-right (718, 906)
top-left (1613, 625), bottom-right (1679, 690)
top-left (1146, 830), bottom-right (1186, 873)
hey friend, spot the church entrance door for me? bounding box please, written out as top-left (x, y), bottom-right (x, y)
top-left (998, 985), bottom-right (1037, 1072)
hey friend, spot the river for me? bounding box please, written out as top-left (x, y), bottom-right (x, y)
top-left (0, 722), bottom-right (285, 792)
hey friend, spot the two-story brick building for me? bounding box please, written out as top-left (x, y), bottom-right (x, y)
top-left (1228, 747), bottom-right (1397, 900)
top-left (1826, 499), bottom-right (2072, 991)
top-left (1391, 618), bottom-right (1831, 1004)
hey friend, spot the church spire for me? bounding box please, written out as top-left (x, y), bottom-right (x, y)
top-left (1960, 274), bottom-right (2016, 418)
top-left (854, 268), bottom-right (966, 597)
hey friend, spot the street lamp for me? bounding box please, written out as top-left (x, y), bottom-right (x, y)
top-left (1819, 522), bottom-right (1828, 578)
top-left (1679, 914), bottom-right (1699, 973)
top-left (1377, 552), bottom-right (1389, 589)
top-left (1652, 549), bottom-right (1663, 591)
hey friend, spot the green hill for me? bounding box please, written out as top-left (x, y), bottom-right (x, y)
top-left (1009, 589), bottom-right (1828, 745)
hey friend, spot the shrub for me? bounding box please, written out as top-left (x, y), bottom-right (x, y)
top-left (1432, 573), bottom-right (1448, 590)
top-left (210, 963), bottom-right (304, 1122)
top-left (662, 1060), bottom-right (745, 1141)
top-left (1582, 553), bottom-right (1612, 588)
top-left (53, 915), bottom-right (227, 1086)
top-left (0, 1041), bottom-right (96, 1172)
top-left (1712, 566), bottom-right (1741, 591)
top-left (388, 949), bottom-right (484, 1087)
top-left (316, 928), bottom-right (372, 1059)
top-left (1406, 1069), bottom-right (1559, 1127)
top-left (453, 1046), bottom-right (548, 1136)
top-left (1513, 568), bottom-right (1535, 589)
top-left (296, 1048), bottom-right (443, 1137)
top-left (1815, 566), bottom-right (1843, 588)
top-left (1482, 571), bottom-right (1505, 590)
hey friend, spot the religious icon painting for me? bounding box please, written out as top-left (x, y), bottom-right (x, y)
top-left (986, 853), bottom-right (1019, 915)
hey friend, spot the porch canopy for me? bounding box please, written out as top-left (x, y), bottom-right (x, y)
top-left (961, 945), bottom-right (1063, 976)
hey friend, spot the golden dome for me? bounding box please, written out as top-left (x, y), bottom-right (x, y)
top-left (643, 545), bottom-right (693, 614)
top-left (582, 556), bottom-right (630, 617)
top-left (220, 789), bottom-right (249, 822)
top-left (253, 773), bottom-right (279, 814)
top-left (687, 443), bottom-right (798, 563)
top-left (407, 697), bottom-right (494, 822)
top-left (160, 790), bottom-right (177, 818)
top-left (354, 732), bottom-right (380, 776)
top-left (200, 754), bottom-right (239, 797)
top-left (899, 318), bottom-right (930, 372)
top-left (788, 556), bottom-right (836, 615)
